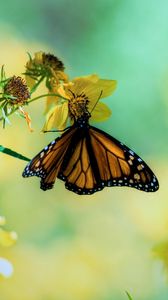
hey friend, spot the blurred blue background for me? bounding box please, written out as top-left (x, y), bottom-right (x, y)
top-left (0, 0), bottom-right (168, 299)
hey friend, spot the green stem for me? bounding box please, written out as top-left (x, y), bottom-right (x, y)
top-left (28, 93), bottom-right (68, 104)
top-left (30, 76), bottom-right (45, 94)
top-left (0, 93), bottom-right (68, 121)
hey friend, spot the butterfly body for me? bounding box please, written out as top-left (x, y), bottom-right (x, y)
top-left (23, 114), bottom-right (159, 195)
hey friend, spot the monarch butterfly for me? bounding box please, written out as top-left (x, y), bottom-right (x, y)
top-left (22, 91), bottom-right (159, 195)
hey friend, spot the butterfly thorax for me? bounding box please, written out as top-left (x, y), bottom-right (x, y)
top-left (68, 92), bottom-right (91, 124)
top-left (74, 115), bottom-right (90, 128)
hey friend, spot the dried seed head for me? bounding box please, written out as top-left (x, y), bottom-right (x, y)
top-left (4, 76), bottom-right (30, 105)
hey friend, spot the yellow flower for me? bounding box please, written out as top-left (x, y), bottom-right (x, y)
top-left (25, 51), bottom-right (68, 91)
top-left (43, 74), bottom-right (117, 131)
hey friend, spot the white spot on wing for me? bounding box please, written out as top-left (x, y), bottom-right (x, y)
top-left (129, 150), bottom-right (134, 156)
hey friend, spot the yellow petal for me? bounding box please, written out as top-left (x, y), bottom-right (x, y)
top-left (42, 101), bottom-right (69, 131)
top-left (34, 51), bottom-right (43, 64)
top-left (81, 79), bottom-right (117, 110)
top-left (96, 79), bottom-right (117, 98)
top-left (63, 76), bottom-right (117, 107)
top-left (0, 257), bottom-right (13, 278)
top-left (0, 216), bottom-right (6, 226)
top-left (57, 75), bottom-right (99, 100)
top-left (0, 228), bottom-right (17, 247)
top-left (44, 78), bottom-right (70, 114)
top-left (68, 77), bottom-right (97, 96)
top-left (57, 84), bottom-right (72, 100)
top-left (89, 102), bottom-right (112, 122)
top-left (52, 70), bottom-right (69, 83)
top-left (73, 74), bottom-right (99, 83)
top-left (44, 95), bottom-right (60, 115)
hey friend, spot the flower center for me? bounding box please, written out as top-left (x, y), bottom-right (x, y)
top-left (68, 92), bottom-right (90, 121)
top-left (42, 53), bottom-right (64, 72)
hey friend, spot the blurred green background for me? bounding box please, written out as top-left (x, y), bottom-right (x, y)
top-left (0, 0), bottom-right (168, 299)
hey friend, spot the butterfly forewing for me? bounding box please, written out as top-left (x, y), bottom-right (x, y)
top-left (22, 127), bottom-right (77, 190)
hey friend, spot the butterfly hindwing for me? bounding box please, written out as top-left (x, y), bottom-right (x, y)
top-left (58, 133), bottom-right (102, 194)
top-left (89, 126), bottom-right (159, 192)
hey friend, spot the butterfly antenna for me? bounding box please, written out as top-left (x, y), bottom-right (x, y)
top-left (90, 90), bottom-right (103, 114)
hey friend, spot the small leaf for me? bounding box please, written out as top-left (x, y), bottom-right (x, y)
top-left (3, 94), bottom-right (17, 100)
top-left (1, 108), bottom-right (11, 125)
top-left (46, 77), bottom-right (52, 90)
top-left (0, 145), bottom-right (30, 162)
top-left (126, 291), bottom-right (133, 300)
top-left (30, 76), bottom-right (44, 94)
top-left (1, 65), bottom-right (5, 81)
top-left (26, 52), bottom-right (33, 62)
